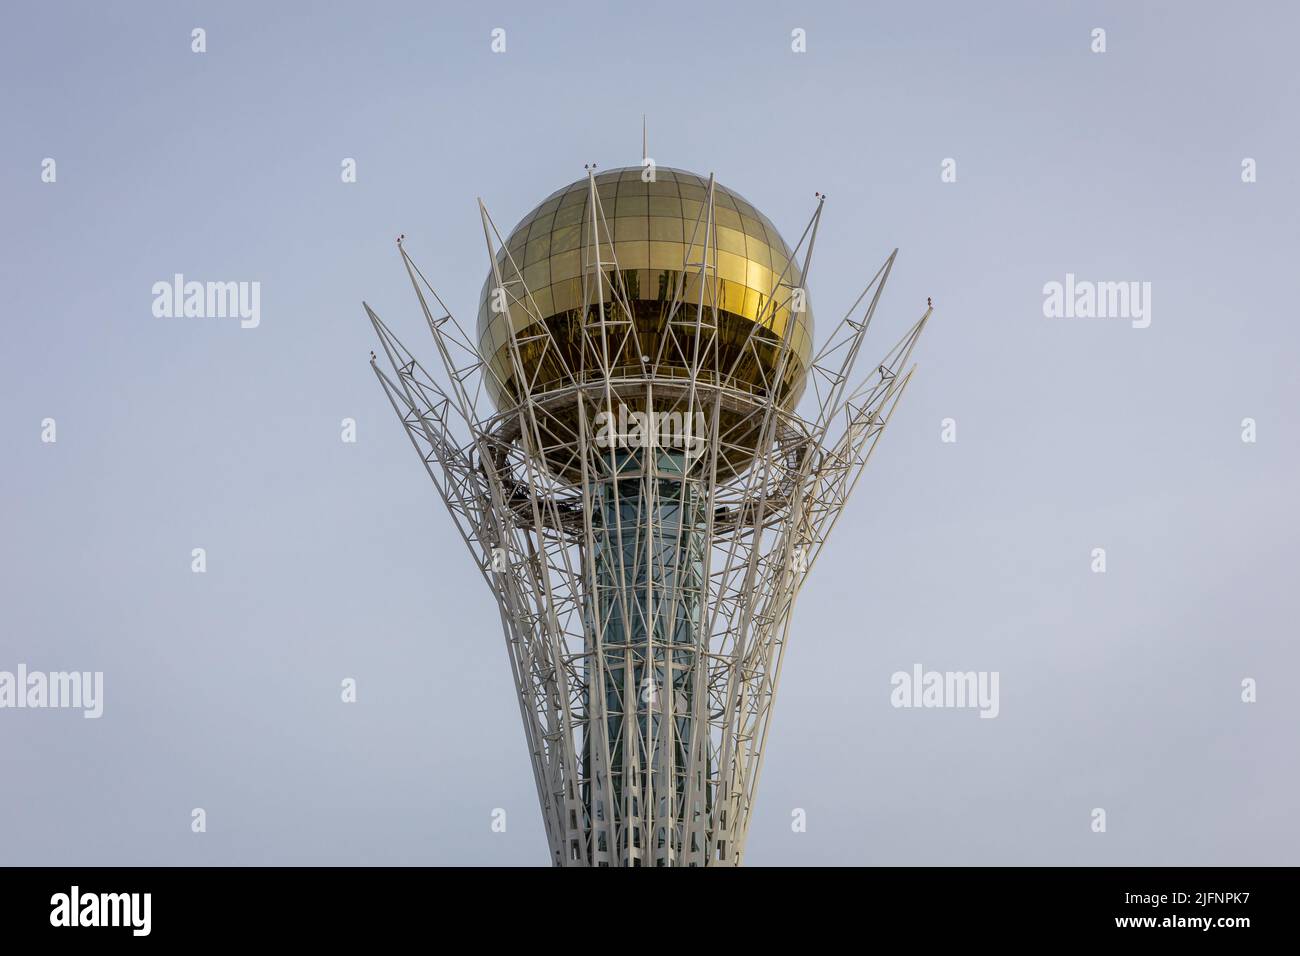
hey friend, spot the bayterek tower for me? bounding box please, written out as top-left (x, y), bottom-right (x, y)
top-left (365, 162), bottom-right (931, 866)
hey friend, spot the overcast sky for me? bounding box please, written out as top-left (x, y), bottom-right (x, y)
top-left (1, 0), bottom-right (1296, 865)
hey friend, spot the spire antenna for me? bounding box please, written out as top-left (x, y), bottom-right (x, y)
top-left (642, 114), bottom-right (647, 164)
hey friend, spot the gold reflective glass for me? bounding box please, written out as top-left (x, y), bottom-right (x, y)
top-left (477, 167), bottom-right (813, 414)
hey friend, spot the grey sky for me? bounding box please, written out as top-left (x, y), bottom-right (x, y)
top-left (1, 0), bottom-right (1296, 865)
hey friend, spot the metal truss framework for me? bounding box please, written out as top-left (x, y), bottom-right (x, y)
top-left (366, 171), bottom-right (931, 866)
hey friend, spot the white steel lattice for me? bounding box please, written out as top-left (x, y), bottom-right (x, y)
top-left (366, 171), bottom-right (931, 866)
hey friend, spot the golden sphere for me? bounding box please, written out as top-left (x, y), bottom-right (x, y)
top-left (476, 167), bottom-right (813, 415)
